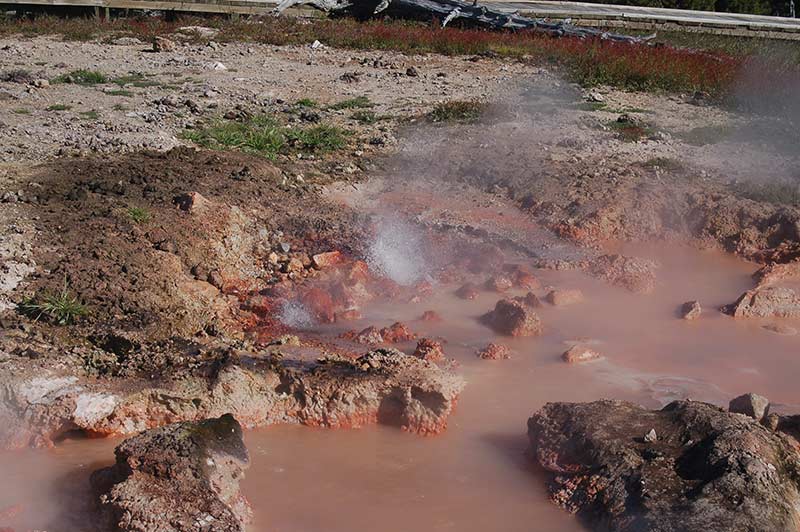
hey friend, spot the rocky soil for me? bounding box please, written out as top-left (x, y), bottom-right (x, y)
top-left (528, 399), bottom-right (800, 532)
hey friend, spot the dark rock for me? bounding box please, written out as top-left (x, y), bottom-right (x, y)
top-left (481, 298), bottom-right (543, 337)
top-left (91, 414), bottom-right (251, 532)
top-left (729, 392), bottom-right (770, 422)
top-left (528, 400), bottom-right (800, 532)
top-left (680, 300), bottom-right (702, 320)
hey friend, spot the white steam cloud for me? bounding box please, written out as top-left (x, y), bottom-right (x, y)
top-left (367, 217), bottom-right (427, 286)
top-left (278, 300), bottom-right (314, 329)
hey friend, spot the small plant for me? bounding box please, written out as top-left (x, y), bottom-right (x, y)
top-left (107, 89), bottom-right (134, 97)
top-left (79, 110), bottom-right (100, 120)
top-left (19, 278), bottom-right (87, 325)
top-left (113, 103), bottom-right (129, 111)
top-left (182, 115), bottom-right (286, 159)
top-left (286, 124), bottom-right (347, 152)
top-left (46, 104), bottom-right (72, 112)
top-left (576, 101), bottom-right (607, 112)
top-left (605, 117), bottom-right (653, 142)
top-left (429, 100), bottom-right (485, 123)
top-left (295, 98), bottom-right (318, 108)
top-left (329, 96), bottom-right (373, 110)
top-left (52, 69), bottom-right (107, 85)
top-left (12, 108), bottom-right (31, 115)
top-left (127, 206), bottom-right (151, 223)
top-left (183, 114), bottom-right (348, 158)
top-left (351, 110), bottom-right (378, 124)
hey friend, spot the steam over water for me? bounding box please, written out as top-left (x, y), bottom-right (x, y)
top-left (367, 217), bottom-right (428, 286)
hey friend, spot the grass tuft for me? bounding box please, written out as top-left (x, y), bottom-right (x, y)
top-left (107, 89), bottom-right (134, 97)
top-left (351, 109), bottom-right (378, 124)
top-left (295, 98), bottom-right (318, 108)
top-left (429, 100), bottom-right (485, 123)
top-left (18, 278), bottom-right (88, 325)
top-left (47, 104), bottom-right (72, 112)
top-left (329, 96), bottom-right (373, 110)
top-left (52, 69), bottom-right (107, 85)
top-left (127, 206), bottom-right (151, 223)
top-left (183, 115), bottom-right (347, 158)
top-left (80, 110), bottom-right (100, 120)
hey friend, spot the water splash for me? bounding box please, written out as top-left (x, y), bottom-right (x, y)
top-left (367, 217), bottom-right (426, 286)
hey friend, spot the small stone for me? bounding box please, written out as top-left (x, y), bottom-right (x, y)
top-left (644, 428), bottom-right (657, 443)
top-left (152, 36), bottom-right (176, 52)
top-left (562, 345), bottom-right (601, 364)
top-left (406, 66), bottom-right (419, 77)
top-left (680, 300), bottom-right (702, 320)
top-left (280, 242), bottom-right (291, 253)
top-left (207, 270), bottom-right (224, 289)
top-left (485, 275), bottom-right (513, 293)
top-left (455, 283), bottom-right (479, 300)
top-left (413, 338), bottom-right (444, 362)
top-left (546, 289), bottom-right (584, 306)
top-left (729, 393), bottom-right (770, 422)
top-left (477, 343), bottom-right (511, 360)
top-left (311, 251), bottom-right (343, 270)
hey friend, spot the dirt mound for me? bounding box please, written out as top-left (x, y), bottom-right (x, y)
top-left (4, 147), bottom-right (366, 360)
top-left (528, 399), bottom-right (800, 532)
top-left (91, 414), bottom-right (251, 532)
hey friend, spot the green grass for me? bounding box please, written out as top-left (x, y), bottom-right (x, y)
top-left (127, 206), bottom-right (151, 223)
top-left (112, 73), bottom-right (165, 89)
top-left (46, 104), bottom-right (72, 112)
top-left (12, 108), bottom-right (31, 115)
top-left (351, 109), bottom-right (378, 124)
top-left (295, 98), bottom-right (318, 108)
top-left (183, 115), bottom-right (347, 158)
top-left (429, 100), bottom-right (485, 123)
top-left (112, 103), bottom-right (129, 111)
top-left (730, 179), bottom-right (800, 206)
top-left (605, 118), bottom-right (654, 142)
top-left (107, 89), bottom-right (134, 97)
top-left (576, 101), bottom-right (608, 112)
top-left (79, 110), bottom-right (100, 120)
top-left (18, 279), bottom-right (88, 325)
top-left (329, 96), bottom-right (373, 110)
top-left (286, 124), bottom-right (347, 152)
top-left (52, 69), bottom-right (107, 85)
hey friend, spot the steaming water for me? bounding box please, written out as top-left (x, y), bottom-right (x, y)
top-left (278, 300), bottom-right (315, 329)
top-left (367, 217), bottom-right (428, 286)
top-left (3, 244), bottom-right (800, 532)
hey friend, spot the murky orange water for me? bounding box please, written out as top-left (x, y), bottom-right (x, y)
top-left (2, 244), bottom-right (799, 532)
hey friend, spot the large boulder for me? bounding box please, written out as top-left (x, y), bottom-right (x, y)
top-left (91, 414), bottom-right (251, 532)
top-left (724, 286), bottom-right (800, 318)
top-left (527, 400), bottom-right (800, 532)
top-left (481, 298), bottom-right (543, 337)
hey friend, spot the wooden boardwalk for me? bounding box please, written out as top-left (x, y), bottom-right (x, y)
top-left (7, 0), bottom-right (800, 39)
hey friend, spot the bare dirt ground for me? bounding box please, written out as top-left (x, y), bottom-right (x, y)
top-left (2, 24), bottom-right (800, 513)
